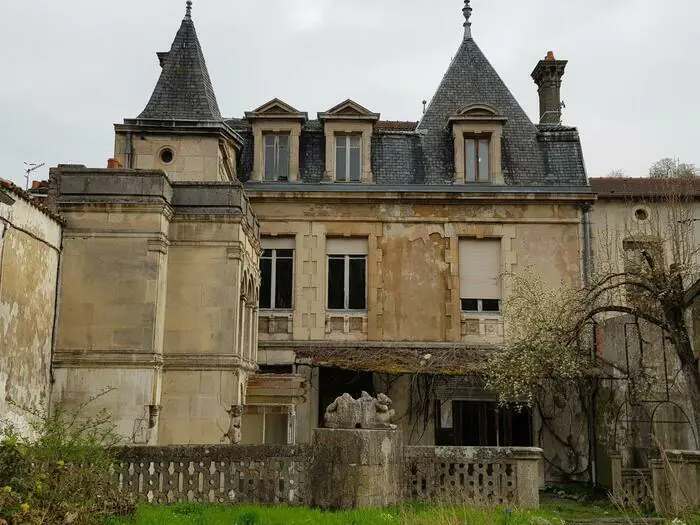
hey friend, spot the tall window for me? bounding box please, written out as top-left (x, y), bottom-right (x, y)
top-left (260, 238), bottom-right (294, 309)
top-left (335, 135), bottom-right (361, 182)
top-left (465, 135), bottom-right (490, 182)
top-left (327, 238), bottom-right (367, 310)
top-left (264, 133), bottom-right (290, 181)
top-left (459, 239), bottom-right (501, 312)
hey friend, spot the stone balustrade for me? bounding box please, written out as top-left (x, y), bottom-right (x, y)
top-left (404, 446), bottom-right (542, 508)
top-left (114, 440), bottom-right (544, 509)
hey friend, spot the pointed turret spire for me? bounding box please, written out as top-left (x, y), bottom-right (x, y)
top-left (137, 3), bottom-right (222, 121)
top-left (463, 0), bottom-right (473, 39)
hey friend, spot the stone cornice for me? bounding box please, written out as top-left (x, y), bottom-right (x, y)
top-left (53, 350), bottom-right (163, 369)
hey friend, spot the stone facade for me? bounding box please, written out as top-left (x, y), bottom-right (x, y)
top-left (49, 167), bottom-right (260, 445)
top-left (0, 181), bottom-right (62, 436)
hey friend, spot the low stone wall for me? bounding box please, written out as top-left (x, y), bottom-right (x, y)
top-left (612, 450), bottom-right (700, 515)
top-left (404, 446), bottom-right (542, 509)
top-left (114, 445), bottom-right (311, 505)
top-left (114, 442), bottom-right (544, 509)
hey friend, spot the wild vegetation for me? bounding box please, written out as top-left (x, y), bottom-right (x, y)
top-left (0, 396), bottom-right (134, 525)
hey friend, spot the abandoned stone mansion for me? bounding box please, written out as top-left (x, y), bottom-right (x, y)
top-left (2, 1), bottom-right (698, 486)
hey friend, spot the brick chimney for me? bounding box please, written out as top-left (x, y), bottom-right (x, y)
top-left (531, 51), bottom-right (568, 125)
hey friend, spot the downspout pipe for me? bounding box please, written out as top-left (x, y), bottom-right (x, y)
top-left (583, 204), bottom-right (598, 487)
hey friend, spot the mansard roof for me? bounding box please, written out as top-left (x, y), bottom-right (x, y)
top-left (138, 7), bottom-right (221, 121)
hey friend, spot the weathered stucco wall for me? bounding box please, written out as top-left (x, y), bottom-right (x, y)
top-left (0, 193), bottom-right (61, 436)
top-left (250, 191), bottom-right (587, 449)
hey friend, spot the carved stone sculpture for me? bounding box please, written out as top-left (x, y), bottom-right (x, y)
top-left (223, 405), bottom-right (243, 444)
top-left (324, 391), bottom-right (396, 430)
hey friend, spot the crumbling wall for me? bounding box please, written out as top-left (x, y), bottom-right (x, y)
top-left (0, 194), bottom-right (61, 436)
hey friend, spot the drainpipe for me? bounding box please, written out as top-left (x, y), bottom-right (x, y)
top-left (125, 132), bottom-right (134, 169)
top-left (583, 204), bottom-right (598, 486)
top-left (49, 231), bottom-right (63, 388)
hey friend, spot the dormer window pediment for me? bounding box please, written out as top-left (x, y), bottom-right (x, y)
top-left (318, 99), bottom-right (380, 122)
top-left (245, 98), bottom-right (308, 122)
top-left (448, 103), bottom-right (508, 124)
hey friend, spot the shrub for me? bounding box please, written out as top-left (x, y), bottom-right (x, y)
top-left (0, 396), bottom-right (135, 525)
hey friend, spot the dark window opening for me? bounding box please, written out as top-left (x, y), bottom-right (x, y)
top-left (318, 367), bottom-right (375, 427)
top-left (160, 148), bottom-right (174, 164)
top-left (327, 255), bottom-right (366, 310)
top-left (461, 298), bottom-right (501, 313)
top-left (258, 365), bottom-right (294, 375)
top-left (260, 247), bottom-right (294, 309)
top-left (436, 400), bottom-right (532, 447)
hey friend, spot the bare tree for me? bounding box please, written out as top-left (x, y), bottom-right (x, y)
top-left (486, 180), bottom-right (700, 435)
top-left (606, 169), bottom-right (626, 178)
top-left (649, 157), bottom-right (698, 179)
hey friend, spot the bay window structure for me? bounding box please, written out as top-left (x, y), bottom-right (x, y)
top-left (260, 238), bottom-right (294, 310)
top-left (335, 135), bottom-right (362, 182)
top-left (459, 239), bottom-right (502, 313)
top-left (465, 135), bottom-right (491, 183)
top-left (326, 238), bottom-right (367, 311)
top-left (263, 133), bottom-right (290, 181)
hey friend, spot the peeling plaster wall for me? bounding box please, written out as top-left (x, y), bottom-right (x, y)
top-left (250, 195), bottom-right (586, 450)
top-left (0, 196), bottom-right (61, 436)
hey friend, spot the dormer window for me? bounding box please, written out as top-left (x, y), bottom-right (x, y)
top-left (264, 133), bottom-right (290, 181)
top-left (318, 100), bottom-right (380, 183)
top-left (465, 135), bottom-right (491, 182)
top-left (449, 104), bottom-right (507, 185)
top-left (245, 98), bottom-right (308, 183)
top-left (335, 135), bottom-right (362, 182)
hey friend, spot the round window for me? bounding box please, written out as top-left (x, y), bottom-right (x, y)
top-left (159, 148), bottom-right (174, 164)
top-left (635, 208), bottom-right (649, 221)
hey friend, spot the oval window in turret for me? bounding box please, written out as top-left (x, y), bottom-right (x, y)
top-left (159, 148), bottom-right (174, 165)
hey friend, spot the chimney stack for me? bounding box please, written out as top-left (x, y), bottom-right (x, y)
top-left (531, 51), bottom-right (568, 125)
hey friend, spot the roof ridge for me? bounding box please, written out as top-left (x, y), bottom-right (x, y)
top-left (137, 10), bottom-right (221, 121)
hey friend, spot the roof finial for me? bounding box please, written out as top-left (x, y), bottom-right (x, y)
top-left (463, 0), bottom-right (473, 39)
top-left (185, 0), bottom-right (193, 19)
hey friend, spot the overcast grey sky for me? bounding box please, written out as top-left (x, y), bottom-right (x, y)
top-left (2, 0), bottom-right (698, 188)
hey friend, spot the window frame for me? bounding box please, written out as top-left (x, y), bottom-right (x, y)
top-left (326, 253), bottom-right (367, 311)
top-left (464, 134), bottom-right (491, 183)
top-left (263, 132), bottom-right (291, 182)
top-left (334, 134), bottom-right (362, 183)
top-left (260, 247), bottom-right (295, 310)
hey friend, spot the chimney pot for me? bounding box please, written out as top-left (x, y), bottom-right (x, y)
top-left (107, 158), bottom-right (122, 169)
top-left (545, 51), bottom-right (555, 61)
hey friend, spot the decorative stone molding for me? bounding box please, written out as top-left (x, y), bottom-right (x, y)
top-left (52, 350), bottom-right (163, 369)
top-left (325, 312), bottom-right (368, 341)
top-left (324, 391), bottom-right (396, 430)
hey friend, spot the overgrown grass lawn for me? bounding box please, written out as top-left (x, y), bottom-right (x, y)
top-left (106, 500), bottom-right (629, 525)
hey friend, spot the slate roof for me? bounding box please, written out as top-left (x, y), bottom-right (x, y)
top-left (417, 36), bottom-right (586, 186)
top-left (144, 7), bottom-right (588, 189)
top-left (138, 10), bottom-right (221, 121)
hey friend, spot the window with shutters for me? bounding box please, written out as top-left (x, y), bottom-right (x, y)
top-left (327, 238), bottom-right (367, 311)
top-left (459, 239), bottom-right (502, 312)
top-left (260, 238), bottom-right (294, 310)
top-left (335, 135), bottom-right (362, 182)
top-left (464, 135), bottom-right (491, 183)
top-left (264, 133), bottom-right (290, 181)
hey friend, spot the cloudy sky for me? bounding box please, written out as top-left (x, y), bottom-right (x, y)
top-left (2, 0), bottom-right (698, 188)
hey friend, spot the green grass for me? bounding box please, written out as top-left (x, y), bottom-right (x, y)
top-left (104, 500), bottom-right (636, 525)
